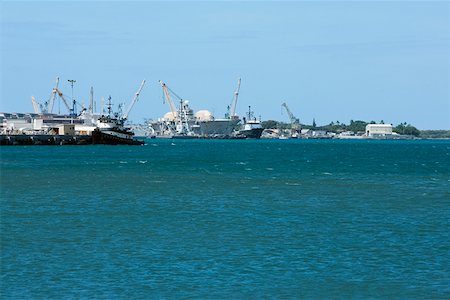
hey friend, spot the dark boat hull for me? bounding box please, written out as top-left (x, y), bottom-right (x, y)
top-left (237, 128), bottom-right (264, 139)
top-left (92, 129), bottom-right (144, 145)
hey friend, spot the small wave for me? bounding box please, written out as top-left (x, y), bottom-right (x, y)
top-left (285, 182), bottom-right (300, 186)
top-left (119, 161), bottom-right (128, 164)
top-left (245, 168), bottom-right (252, 171)
top-left (322, 172), bottom-right (333, 176)
top-left (236, 162), bottom-right (247, 165)
top-left (202, 168), bottom-right (212, 174)
top-left (139, 161), bottom-right (147, 164)
top-left (266, 168), bottom-right (274, 171)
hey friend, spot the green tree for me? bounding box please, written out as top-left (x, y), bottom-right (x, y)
top-left (261, 120), bottom-right (278, 129)
top-left (347, 120), bottom-right (368, 133)
top-left (393, 123), bottom-right (420, 136)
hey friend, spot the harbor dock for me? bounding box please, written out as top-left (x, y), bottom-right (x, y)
top-left (0, 134), bottom-right (93, 146)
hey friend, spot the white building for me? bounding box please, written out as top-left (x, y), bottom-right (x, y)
top-left (365, 124), bottom-right (393, 137)
top-left (58, 124), bottom-right (75, 135)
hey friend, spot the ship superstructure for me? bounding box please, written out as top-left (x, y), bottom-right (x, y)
top-left (236, 106), bottom-right (264, 139)
top-left (92, 80), bottom-right (146, 144)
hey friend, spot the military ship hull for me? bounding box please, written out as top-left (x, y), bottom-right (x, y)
top-left (194, 119), bottom-right (239, 136)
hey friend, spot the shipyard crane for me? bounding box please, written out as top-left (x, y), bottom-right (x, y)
top-left (158, 80), bottom-right (193, 135)
top-left (31, 78), bottom-right (64, 114)
top-left (159, 80), bottom-right (178, 118)
top-left (31, 96), bottom-right (40, 113)
top-left (46, 77), bottom-right (60, 113)
top-left (228, 78), bottom-right (241, 120)
top-left (54, 87), bottom-right (73, 114)
top-left (282, 102), bottom-right (301, 135)
top-left (122, 80), bottom-right (146, 120)
top-left (45, 77), bottom-right (75, 114)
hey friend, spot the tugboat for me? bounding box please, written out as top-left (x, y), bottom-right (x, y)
top-left (236, 106), bottom-right (264, 139)
top-left (92, 95), bottom-right (144, 145)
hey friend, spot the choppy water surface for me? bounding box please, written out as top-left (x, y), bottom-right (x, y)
top-left (1, 139), bottom-right (449, 298)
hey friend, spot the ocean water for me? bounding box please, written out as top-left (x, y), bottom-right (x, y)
top-left (1, 139), bottom-right (449, 299)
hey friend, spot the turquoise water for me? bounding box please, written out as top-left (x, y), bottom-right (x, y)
top-left (1, 139), bottom-right (449, 298)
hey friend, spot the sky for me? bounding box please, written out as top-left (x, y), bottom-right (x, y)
top-left (1, 1), bottom-right (449, 129)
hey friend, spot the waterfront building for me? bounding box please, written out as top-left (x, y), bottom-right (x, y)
top-left (365, 124), bottom-right (393, 137)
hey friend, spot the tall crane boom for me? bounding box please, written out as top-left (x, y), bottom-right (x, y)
top-left (123, 80), bottom-right (146, 120)
top-left (53, 88), bottom-right (72, 113)
top-left (159, 80), bottom-right (177, 117)
top-left (282, 102), bottom-right (300, 130)
top-left (45, 77), bottom-right (75, 114)
top-left (229, 78), bottom-right (241, 119)
top-left (31, 96), bottom-right (40, 113)
top-left (47, 77), bottom-right (60, 113)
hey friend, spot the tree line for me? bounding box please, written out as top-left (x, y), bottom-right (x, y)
top-left (261, 119), bottom-right (422, 136)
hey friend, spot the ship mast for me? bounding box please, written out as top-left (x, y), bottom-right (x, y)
top-left (89, 87), bottom-right (94, 114)
top-left (106, 96), bottom-right (113, 116)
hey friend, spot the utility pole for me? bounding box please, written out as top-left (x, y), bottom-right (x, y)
top-left (68, 79), bottom-right (76, 115)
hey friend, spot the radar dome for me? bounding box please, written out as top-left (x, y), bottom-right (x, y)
top-left (164, 111), bottom-right (178, 121)
top-left (195, 110), bottom-right (213, 121)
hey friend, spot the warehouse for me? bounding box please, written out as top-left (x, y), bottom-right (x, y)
top-left (365, 124), bottom-right (393, 137)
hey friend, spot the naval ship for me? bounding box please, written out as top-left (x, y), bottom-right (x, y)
top-left (152, 80), bottom-right (241, 138)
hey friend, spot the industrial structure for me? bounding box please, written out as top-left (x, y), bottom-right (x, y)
top-left (2, 75), bottom-right (419, 143)
top-left (151, 79), bottom-right (241, 138)
top-left (281, 102), bottom-right (301, 138)
top-left (1, 78), bottom-right (146, 145)
top-left (365, 124), bottom-right (393, 137)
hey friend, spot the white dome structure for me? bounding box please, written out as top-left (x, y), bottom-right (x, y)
top-left (195, 110), bottom-right (213, 121)
top-left (164, 111), bottom-right (178, 121)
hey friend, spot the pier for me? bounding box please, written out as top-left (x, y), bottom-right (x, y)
top-left (0, 134), bottom-right (92, 146)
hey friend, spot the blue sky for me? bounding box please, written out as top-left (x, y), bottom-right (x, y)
top-left (1, 1), bottom-right (449, 129)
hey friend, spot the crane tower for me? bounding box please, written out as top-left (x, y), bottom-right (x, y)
top-left (282, 102), bottom-right (301, 137)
